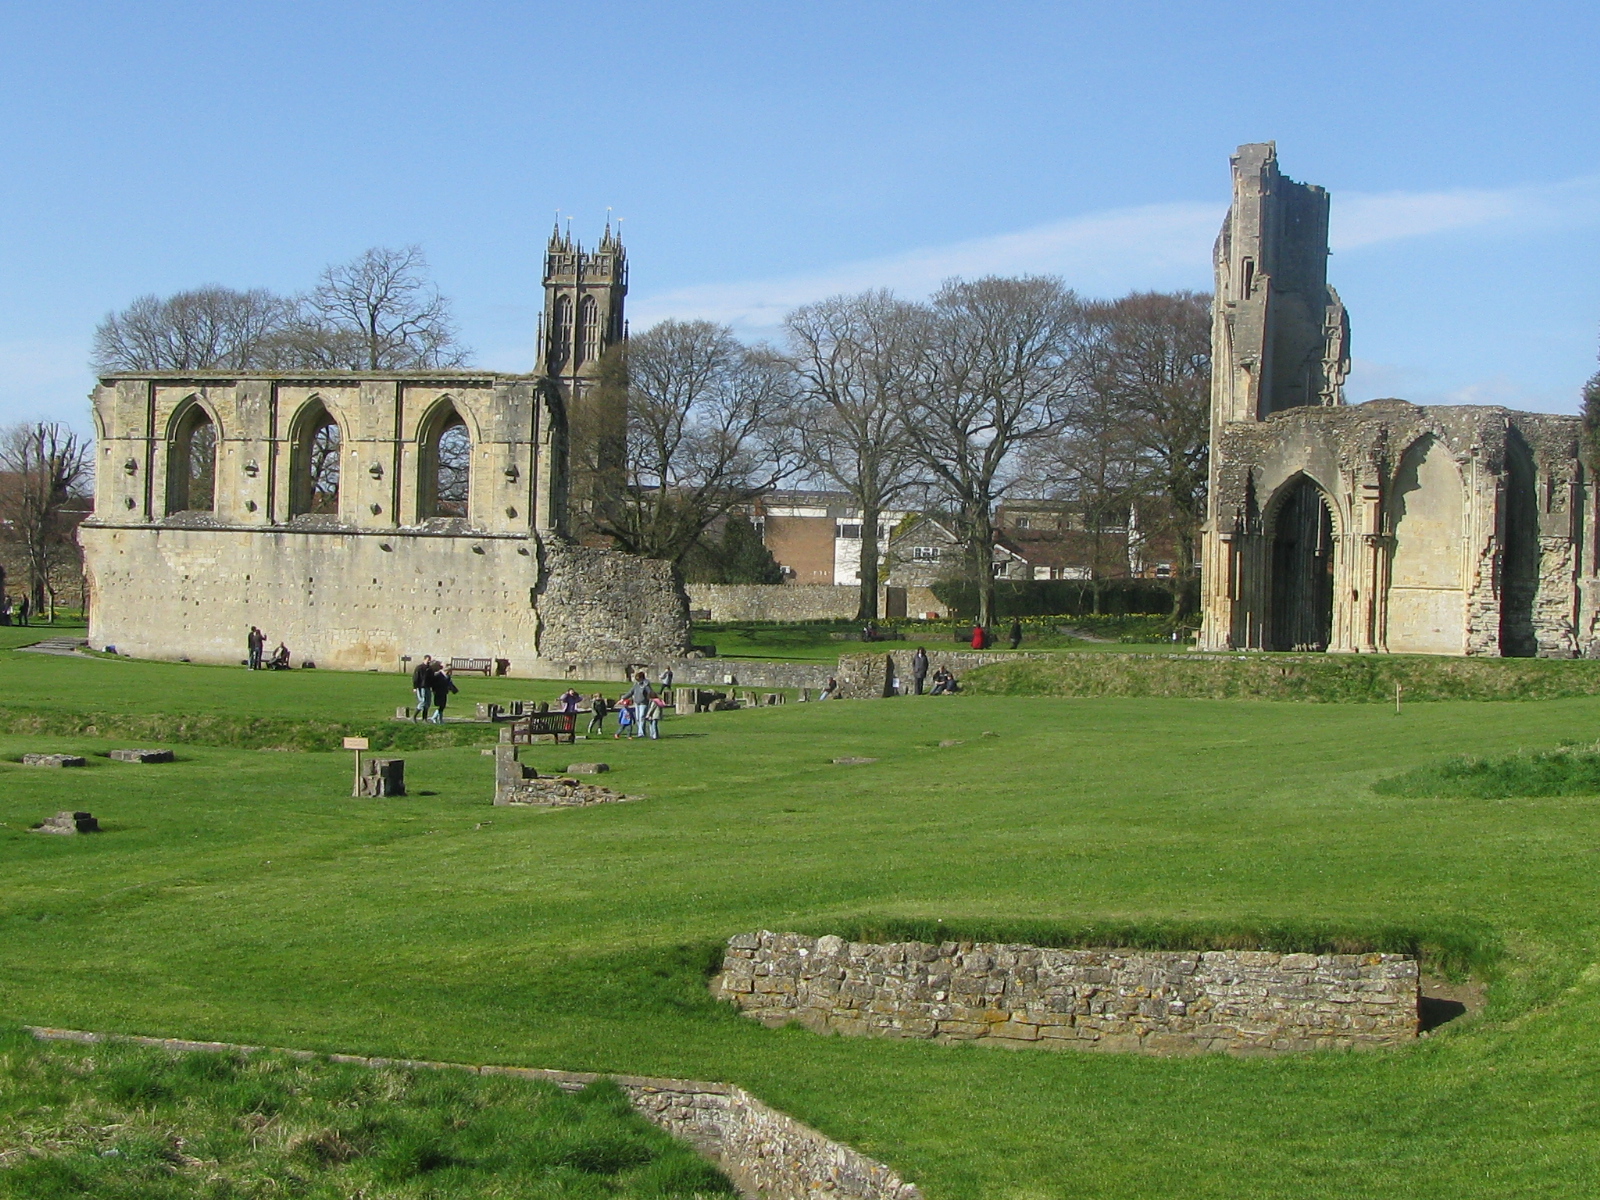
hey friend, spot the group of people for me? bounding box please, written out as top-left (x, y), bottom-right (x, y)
top-left (246, 627), bottom-right (291, 670)
top-left (968, 619), bottom-right (1024, 651)
top-left (568, 668), bottom-right (673, 740)
top-left (409, 654), bottom-right (460, 722)
top-left (908, 646), bottom-right (959, 695)
top-left (1, 595), bottom-right (31, 626)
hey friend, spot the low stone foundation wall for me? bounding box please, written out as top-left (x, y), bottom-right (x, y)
top-left (666, 659), bottom-right (835, 689)
top-left (714, 931), bottom-right (1419, 1054)
top-left (835, 650), bottom-right (1048, 698)
top-left (25, 1027), bottom-right (921, 1200)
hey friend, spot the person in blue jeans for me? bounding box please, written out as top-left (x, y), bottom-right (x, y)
top-left (628, 671), bottom-right (653, 738)
top-left (643, 693), bottom-right (665, 739)
top-left (410, 655), bottom-right (434, 721)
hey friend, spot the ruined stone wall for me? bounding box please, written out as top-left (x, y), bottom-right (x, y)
top-left (535, 542), bottom-right (689, 667)
top-left (26, 1027), bottom-right (922, 1200)
top-left (687, 583), bottom-right (860, 622)
top-left (715, 932), bottom-right (1418, 1055)
top-left (834, 650), bottom-right (1049, 698)
top-left (80, 524), bottom-right (541, 672)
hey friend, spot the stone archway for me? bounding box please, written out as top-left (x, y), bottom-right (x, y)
top-left (1269, 476), bottom-right (1335, 651)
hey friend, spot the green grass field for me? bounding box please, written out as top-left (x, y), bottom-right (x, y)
top-left (4, 630), bottom-right (1600, 1197)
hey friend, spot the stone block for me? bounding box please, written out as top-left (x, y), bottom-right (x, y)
top-left (565, 762), bottom-right (610, 774)
top-left (22, 754), bottom-right (86, 767)
top-left (355, 757), bottom-right (406, 797)
top-left (109, 748), bottom-right (174, 764)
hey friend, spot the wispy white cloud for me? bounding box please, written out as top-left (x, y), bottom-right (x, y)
top-left (635, 171), bottom-right (1600, 335)
top-left (1332, 174), bottom-right (1600, 251)
top-left (632, 202), bottom-right (1223, 333)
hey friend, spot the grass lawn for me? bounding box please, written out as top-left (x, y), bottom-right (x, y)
top-left (3, 633), bottom-right (1600, 1197)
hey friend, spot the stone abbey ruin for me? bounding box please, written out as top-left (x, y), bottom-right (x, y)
top-left (81, 227), bottom-right (691, 677)
top-left (80, 144), bottom-right (1599, 667)
top-left (1198, 143), bottom-right (1595, 656)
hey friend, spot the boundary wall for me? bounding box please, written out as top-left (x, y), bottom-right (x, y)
top-left (25, 1026), bottom-right (921, 1200)
top-left (714, 932), bottom-right (1418, 1055)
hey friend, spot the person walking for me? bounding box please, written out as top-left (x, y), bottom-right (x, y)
top-left (428, 663), bottom-right (458, 724)
top-left (587, 692), bottom-right (610, 736)
top-left (643, 692), bottom-right (665, 739)
top-left (614, 695), bottom-right (633, 738)
top-left (410, 655), bottom-right (435, 721)
top-left (628, 671), bottom-right (653, 739)
top-left (911, 646), bottom-right (929, 695)
top-left (247, 626), bottom-right (265, 671)
top-left (1009, 618), bottom-right (1023, 650)
top-left (660, 665), bottom-right (674, 698)
top-left (17, 595), bottom-right (29, 626)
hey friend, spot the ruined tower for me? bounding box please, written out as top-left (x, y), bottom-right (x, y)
top-left (540, 223), bottom-right (628, 538)
top-left (1211, 142), bottom-right (1350, 427)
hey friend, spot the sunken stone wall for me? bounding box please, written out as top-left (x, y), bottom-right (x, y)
top-left (715, 932), bottom-right (1419, 1054)
top-left (27, 1027), bottom-right (922, 1200)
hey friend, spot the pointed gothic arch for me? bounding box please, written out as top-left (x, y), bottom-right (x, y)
top-left (1266, 473), bottom-right (1336, 651)
top-left (418, 397), bottom-right (471, 519)
top-left (289, 397), bottom-right (343, 518)
top-left (166, 397), bottom-right (218, 514)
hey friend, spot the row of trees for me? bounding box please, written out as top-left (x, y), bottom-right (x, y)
top-left (92, 246), bottom-right (468, 372)
top-left (592, 280), bottom-right (1210, 626)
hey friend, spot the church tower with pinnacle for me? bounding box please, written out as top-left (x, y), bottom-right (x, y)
top-left (539, 221), bottom-right (628, 541)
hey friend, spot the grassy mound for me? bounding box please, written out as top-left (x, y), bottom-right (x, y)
top-left (963, 652), bottom-right (1600, 702)
top-left (0, 707), bottom-right (495, 752)
top-left (0, 1026), bottom-right (732, 1199)
top-left (1375, 746), bottom-right (1600, 799)
top-left (800, 916), bottom-right (1500, 981)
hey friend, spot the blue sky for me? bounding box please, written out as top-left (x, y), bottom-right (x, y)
top-left (2, 1), bottom-right (1597, 429)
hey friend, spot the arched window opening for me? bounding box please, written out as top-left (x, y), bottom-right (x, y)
top-left (168, 403), bottom-right (216, 513)
top-left (576, 295), bottom-right (600, 366)
top-left (550, 294), bottom-right (573, 369)
top-left (291, 400), bottom-right (342, 518)
top-left (420, 400), bottom-right (471, 520)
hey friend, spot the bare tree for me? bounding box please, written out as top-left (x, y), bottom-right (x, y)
top-left (599, 319), bottom-right (798, 564)
top-left (294, 246), bottom-right (470, 370)
top-left (0, 423), bottom-right (93, 619)
top-left (902, 276), bottom-right (1091, 629)
top-left (785, 291), bottom-right (922, 620)
top-left (92, 286), bottom-right (292, 371)
top-left (1088, 291), bottom-right (1211, 605)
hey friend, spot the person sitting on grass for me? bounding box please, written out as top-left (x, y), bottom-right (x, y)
top-left (818, 676), bottom-right (839, 700)
top-left (929, 666), bottom-right (959, 695)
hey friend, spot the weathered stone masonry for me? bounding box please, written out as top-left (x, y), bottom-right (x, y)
top-left (715, 932), bottom-right (1419, 1054)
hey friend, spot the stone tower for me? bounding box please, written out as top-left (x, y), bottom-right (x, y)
top-left (540, 222), bottom-right (628, 538)
top-left (1210, 142), bottom-right (1350, 427)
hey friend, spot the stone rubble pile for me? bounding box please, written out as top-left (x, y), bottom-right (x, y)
top-left (109, 748), bottom-right (174, 763)
top-left (21, 753), bottom-right (86, 767)
top-left (715, 931), bottom-right (1419, 1055)
top-left (493, 745), bottom-right (632, 808)
top-left (32, 811), bottom-right (100, 835)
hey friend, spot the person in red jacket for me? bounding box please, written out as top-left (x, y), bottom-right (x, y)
top-left (970, 623), bottom-right (986, 649)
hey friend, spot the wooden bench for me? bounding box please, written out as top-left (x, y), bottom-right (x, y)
top-left (506, 712), bottom-right (577, 745)
top-left (450, 657), bottom-right (498, 677)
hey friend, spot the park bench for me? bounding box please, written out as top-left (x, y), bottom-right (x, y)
top-left (450, 657), bottom-right (509, 677)
top-left (505, 712), bottom-right (577, 745)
